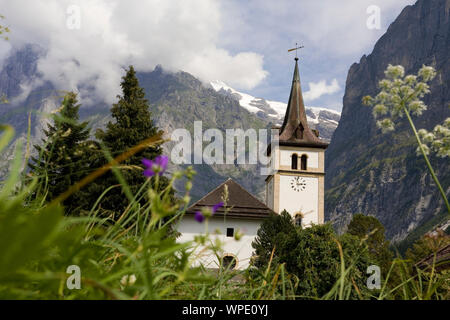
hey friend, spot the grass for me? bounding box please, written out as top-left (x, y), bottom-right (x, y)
top-left (0, 121), bottom-right (449, 300)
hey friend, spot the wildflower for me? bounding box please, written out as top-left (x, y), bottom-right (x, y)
top-left (362, 95), bottom-right (374, 106)
top-left (408, 100), bottom-right (427, 116)
top-left (194, 210), bottom-right (205, 223)
top-left (375, 91), bottom-right (389, 102)
top-left (212, 202), bottom-right (224, 213)
top-left (404, 75), bottom-right (417, 85)
top-left (444, 118), bottom-right (450, 127)
top-left (385, 64), bottom-right (405, 79)
top-left (373, 104), bottom-right (388, 117)
top-left (423, 132), bottom-right (435, 144)
top-left (400, 85), bottom-right (414, 97)
top-left (194, 201), bottom-right (224, 223)
top-left (434, 124), bottom-right (447, 136)
top-left (377, 119), bottom-right (395, 133)
top-left (415, 82), bottom-right (430, 97)
top-left (120, 274), bottom-right (137, 286)
top-left (378, 79), bottom-right (392, 90)
top-left (416, 143), bottom-right (430, 156)
top-left (418, 65), bottom-right (436, 82)
top-left (142, 155), bottom-right (169, 177)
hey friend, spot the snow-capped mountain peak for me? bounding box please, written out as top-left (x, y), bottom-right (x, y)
top-left (209, 80), bottom-right (341, 141)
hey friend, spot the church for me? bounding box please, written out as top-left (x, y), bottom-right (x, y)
top-left (177, 57), bottom-right (329, 270)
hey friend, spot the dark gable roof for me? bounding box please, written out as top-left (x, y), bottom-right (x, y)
top-left (277, 58), bottom-right (328, 149)
top-left (186, 178), bottom-right (275, 219)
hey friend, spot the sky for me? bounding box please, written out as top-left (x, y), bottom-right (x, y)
top-left (0, 0), bottom-right (417, 111)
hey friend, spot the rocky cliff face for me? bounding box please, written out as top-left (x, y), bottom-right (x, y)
top-left (137, 66), bottom-right (270, 201)
top-left (325, 0), bottom-right (450, 241)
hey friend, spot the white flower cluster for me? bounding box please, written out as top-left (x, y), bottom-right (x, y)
top-left (363, 64), bottom-right (437, 133)
top-left (418, 117), bottom-right (450, 158)
top-left (120, 274), bottom-right (137, 287)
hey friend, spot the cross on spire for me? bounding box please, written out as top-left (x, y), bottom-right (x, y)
top-left (288, 43), bottom-right (304, 60)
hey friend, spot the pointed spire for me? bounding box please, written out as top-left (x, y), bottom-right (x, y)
top-left (293, 57), bottom-right (300, 81)
top-left (278, 58), bottom-right (328, 149)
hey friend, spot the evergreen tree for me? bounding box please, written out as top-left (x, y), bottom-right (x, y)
top-left (347, 214), bottom-right (393, 274)
top-left (252, 213), bottom-right (370, 298)
top-left (29, 92), bottom-right (91, 213)
top-left (92, 65), bottom-right (169, 215)
top-left (251, 210), bottom-right (298, 268)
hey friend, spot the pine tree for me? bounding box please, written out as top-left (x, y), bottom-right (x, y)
top-left (251, 210), bottom-right (298, 268)
top-left (347, 214), bottom-right (393, 274)
top-left (29, 92), bottom-right (92, 213)
top-left (92, 65), bottom-right (169, 215)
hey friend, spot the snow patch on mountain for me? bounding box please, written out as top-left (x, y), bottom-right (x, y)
top-left (210, 80), bottom-right (341, 127)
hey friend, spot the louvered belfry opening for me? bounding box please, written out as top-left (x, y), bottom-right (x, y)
top-left (301, 154), bottom-right (307, 170)
top-left (291, 154), bottom-right (298, 169)
top-left (295, 123), bottom-right (304, 139)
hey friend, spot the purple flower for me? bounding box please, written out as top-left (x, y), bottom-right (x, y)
top-left (194, 202), bottom-right (224, 223)
top-left (212, 202), bottom-right (224, 213)
top-left (142, 155), bottom-right (169, 177)
top-left (194, 211), bottom-right (205, 223)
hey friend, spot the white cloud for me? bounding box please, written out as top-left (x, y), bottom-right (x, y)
top-left (0, 0), bottom-right (268, 104)
top-left (303, 79), bottom-right (340, 102)
top-left (221, 0), bottom-right (417, 58)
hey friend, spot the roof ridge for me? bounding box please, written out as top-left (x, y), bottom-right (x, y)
top-left (186, 178), bottom-right (275, 215)
top-left (186, 178), bottom-right (230, 210)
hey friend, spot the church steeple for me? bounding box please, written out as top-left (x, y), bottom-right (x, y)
top-left (278, 58), bottom-right (328, 149)
top-left (265, 55), bottom-right (326, 227)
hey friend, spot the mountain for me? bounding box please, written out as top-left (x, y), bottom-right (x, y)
top-left (0, 46), bottom-right (340, 203)
top-left (210, 80), bottom-right (340, 142)
top-left (325, 0), bottom-right (450, 243)
top-left (137, 66), bottom-right (270, 200)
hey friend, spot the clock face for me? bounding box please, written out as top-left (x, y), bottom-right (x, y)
top-left (290, 176), bottom-right (307, 192)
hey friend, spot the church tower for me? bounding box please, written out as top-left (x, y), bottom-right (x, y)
top-left (265, 57), bottom-right (328, 227)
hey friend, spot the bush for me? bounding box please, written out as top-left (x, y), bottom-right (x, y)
top-left (252, 212), bottom-right (370, 299)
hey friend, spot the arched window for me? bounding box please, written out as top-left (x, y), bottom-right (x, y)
top-left (291, 154), bottom-right (298, 170)
top-left (301, 155), bottom-right (307, 170)
top-left (222, 254), bottom-right (237, 270)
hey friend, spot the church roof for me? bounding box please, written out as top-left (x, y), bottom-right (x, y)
top-left (186, 178), bottom-right (275, 219)
top-left (277, 58), bottom-right (329, 149)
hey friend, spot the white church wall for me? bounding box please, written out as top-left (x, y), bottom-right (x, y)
top-left (177, 216), bottom-right (264, 270)
top-left (271, 145), bottom-right (280, 170)
top-left (278, 175), bottom-right (319, 226)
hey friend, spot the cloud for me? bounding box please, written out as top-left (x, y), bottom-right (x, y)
top-left (0, 0), bottom-right (268, 104)
top-left (303, 79), bottom-right (340, 102)
top-left (221, 0), bottom-right (417, 58)
top-left (215, 0), bottom-right (416, 110)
